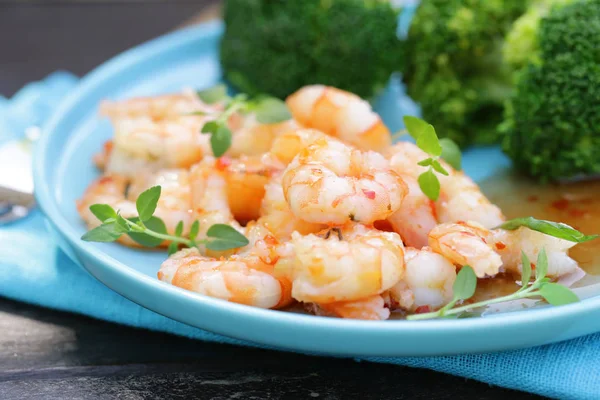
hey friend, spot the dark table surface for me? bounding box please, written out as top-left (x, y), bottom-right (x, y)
top-left (0, 2), bottom-right (543, 399)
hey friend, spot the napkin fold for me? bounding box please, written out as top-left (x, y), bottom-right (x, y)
top-left (2, 73), bottom-right (600, 400)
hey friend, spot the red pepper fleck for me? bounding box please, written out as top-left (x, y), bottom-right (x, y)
top-left (264, 235), bottom-right (279, 246)
top-left (569, 209), bottom-right (587, 218)
top-left (527, 195), bottom-right (539, 202)
top-left (104, 140), bottom-right (114, 156)
top-left (414, 305), bottom-right (431, 314)
top-left (551, 198), bottom-right (570, 211)
top-left (216, 156), bottom-right (232, 170)
top-left (362, 189), bottom-right (376, 199)
top-left (429, 200), bottom-right (438, 220)
top-left (495, 242), bottom-right (507, 250)
top-left (531, 262), bottom-right (536, 270)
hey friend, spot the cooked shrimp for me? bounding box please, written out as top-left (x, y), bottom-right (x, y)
top-left (428, 221), bottom-right (503, 278)
top-left (387, 175), bottom-right (437, 248)
top-left (77, 169), bottom-right (192, 247)
top-left (387, 142), bottom-right (505, 230)
top-left (318, 295), bottom-right (390, 320)
top-left (258, 173), bottom-right (325, 240)
top-left (219, 156), bottom-right (281, 224)
top-left (190, 158), bottom-right (242, 250)
top-left (99, 92), bottom-right (216, 175)
top-left (77, 175), bottom-right (137, 241)
top-left (286, 85), bottom-right (391, 152)
top-left (158, 247), bottom-right (292, 309)
top-left (387, 247), bottom-right (456, 312)
top-left (227, 114), bottom-right (299, 157)
top-left (275, 223), bottom-right (405, 303)
top-left (93, 140), bottom-right (113, 170)
top-left (282, 139), bottom-right (407, 225)
top-left (267, 128), bottom-right (332, 166)
top-left (489, 228), bottom-right (579, 279)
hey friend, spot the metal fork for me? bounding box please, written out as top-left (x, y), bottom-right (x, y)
top-left (0, 127), bottom-right (38, 225)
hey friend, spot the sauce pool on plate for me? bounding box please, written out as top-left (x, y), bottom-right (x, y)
top-left (481, 173), bottom-right (600, 276)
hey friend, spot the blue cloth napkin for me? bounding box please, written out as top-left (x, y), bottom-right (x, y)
top-left (2, 73), bottom-right (600, 400)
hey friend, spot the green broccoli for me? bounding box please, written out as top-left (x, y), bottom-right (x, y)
top-left (402, 0), bottom-right (530, 147)
top-left (502, 0), bottom-right (576, 74)
top-left (501, 0), bottom-right (600, 182)
top-left (220, 0), bottom-right (402, 100)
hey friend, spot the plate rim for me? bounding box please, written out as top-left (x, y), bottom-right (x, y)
top-left (32, 20), bottom-right (600, 355)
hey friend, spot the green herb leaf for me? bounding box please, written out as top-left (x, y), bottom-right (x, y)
top-left (539, 283), bottom-right (579, 306)
top-left (201, 121), bottom-right (219, 134)
top-left (127, 216), bottom-right (167, 247)
top-left (206, 224), bottom-right (249, 250)
top-left (89, 204), bottom-right (117, 223)
top-left (167, 241), bottom-right (179, 256)
top-left (115, 214), bottom-right (131, 231)
top-left (403, 116), bottom-right (430, 141)
top-left (416, 124), bottom-right (442, 157)
top-left (520, 251), bottom-right (532, 289)
top-left (210, 125), bottom-right (232, 157)
top-left (431, 160), bottom-right (449, 176)
top-left (253, 97), bottom-right (292, 124)
top-left (535, 248), bottom-right (548, 280)
top-left (453, 266), bottom-right (477, 301)
top-left (175, 221), bottom-right (184, 237)
top-left (135, 186), bottom-right (161, 222)
top-left (418, 169), bottom-right (441, 201)
top-left (197, 84), bottom-right (228, 104)
top-left (440, 138), bottom-right (462, 171)
top-left (81, 222), bottom-right (125, 242)
top-left (497, 217), bottom-right (598, 243)
top-left (189, 220), bottom-right (200, 240)
top-left (417, 158), bottom-right (433, 167)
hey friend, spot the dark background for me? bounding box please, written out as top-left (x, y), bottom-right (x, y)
top-left (0, 2), bottom-right (543, 399)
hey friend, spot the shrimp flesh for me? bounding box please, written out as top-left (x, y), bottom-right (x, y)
top-left (191, 155), bottom-right (282, 230)
top-left (489, 228), bottom-right (580, 279)
top-left (282, 139), bottom-right (407, 225)
top-left (219, 155), bottom-right (282, 224)
top-left (99, 91), bottom-right (216, 175)
top-left (387, 247), bottom-right (456, 312)
top-left (158, 247), bottom-right (292, 309)
top-left (286, 85), bottom-right (391, 152)
top-left (275, 223), bottom-right (405, 303)
top-left (387, 141), bottom-right (505, 230)
top-left (428, 221), bottom-right (503, 278)
top-left (317, 295), bottom-right (391, 320)
top-left (387, 175), bottom-right (438, 248)
top-left (427, 221), bottom-right (579, 280)
top-left (77, 169), bottom-right (192, 247)
top-left (258, 173), bottom-right (326, 240)
top-left (267, 128), bottom-right (333, 167)
top-left (227, 113), bottom-right (299, 157)
top-left (189, 157), bottom-right (243, 253)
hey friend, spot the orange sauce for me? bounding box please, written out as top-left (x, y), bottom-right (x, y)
top-left (480, 172), bottom-right (600, 276)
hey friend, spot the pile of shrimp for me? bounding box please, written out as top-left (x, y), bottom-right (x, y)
top-left (78, 85), bottom-right (581, 320)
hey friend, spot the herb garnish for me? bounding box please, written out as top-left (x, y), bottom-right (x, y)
top-left (82, 186), bottom-right (249, 255)
top-left (192, 84), bottom-right (292, 157)
top-left (407, 248), bottom-right (579, 320)
top-left (403, 116), bottom-right (462, 201)
top-left (497, 217), bottom-right (599, 243)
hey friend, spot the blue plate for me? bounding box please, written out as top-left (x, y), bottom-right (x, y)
top-left (33, 22), bottom-right (600, 357)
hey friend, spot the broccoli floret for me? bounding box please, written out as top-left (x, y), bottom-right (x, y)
top-left (502, 0), bottom-right (600, 181)
top-left (503, 0), bottom-right (576, 74)
top-left (220, 0), bottom-right (402, 99)
top-left (402, 0), bottom-right (530, 147)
